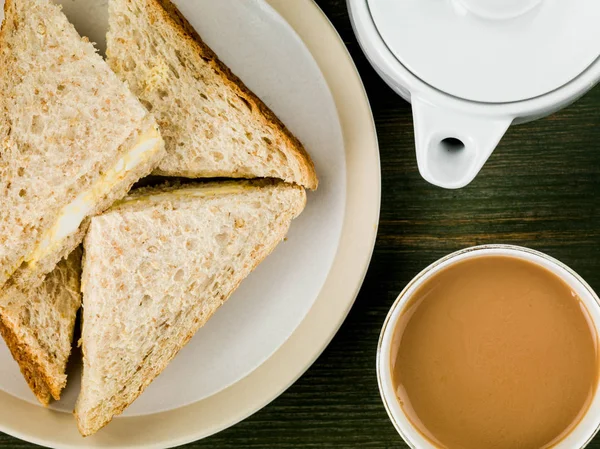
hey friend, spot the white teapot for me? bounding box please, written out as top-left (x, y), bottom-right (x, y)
top-left (349, 0), bottom-right (600, 188)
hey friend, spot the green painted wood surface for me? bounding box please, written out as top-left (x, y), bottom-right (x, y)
top-left (3, 0), bottom-right (600, 447)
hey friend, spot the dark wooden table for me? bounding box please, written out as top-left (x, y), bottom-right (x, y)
top-left (3, 1), bottom-right (600, 448)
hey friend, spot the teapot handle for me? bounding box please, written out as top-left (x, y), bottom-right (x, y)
top-left (412, 96), bottom-right (512, 189)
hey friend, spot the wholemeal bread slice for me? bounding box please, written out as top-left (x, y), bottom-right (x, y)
top-left (74, 180), bottom-right (306, 436)
top-left (106, 0), bottom-right (318, 189)
top-left (0, 248), bottom-right (82, 405)
top-left (0, 0), bottom-right (166, 295)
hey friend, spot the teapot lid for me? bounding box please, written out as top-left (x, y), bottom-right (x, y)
top-left (366, 0), bottom-right (600, 103)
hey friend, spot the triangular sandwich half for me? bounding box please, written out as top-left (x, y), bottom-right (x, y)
top-left (0, 0), bottom-right (166, 295)
top-left (0, 248), bottom-right (82, 405)
top-left (74, 180), bottom-right (306, 436)
top-left (106, 0), bottom-right (318, 189)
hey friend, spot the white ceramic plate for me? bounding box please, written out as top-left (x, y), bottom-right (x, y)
top-left (1, 0), bottom-right (346, 415)
top-left (0, 0), bottom-right (380, 447)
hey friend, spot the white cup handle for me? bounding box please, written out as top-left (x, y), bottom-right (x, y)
top-left (412, 96), bottom-right (512, 189)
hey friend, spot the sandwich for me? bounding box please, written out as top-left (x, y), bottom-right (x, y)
top-left (0, 249), bottom-right (81, 405)
top-left (0, 0), bottom-right (165, 401)
top-left (74, 180), bottom-right (306, 436)
top-left (106, 0), bottom-right (318, 189)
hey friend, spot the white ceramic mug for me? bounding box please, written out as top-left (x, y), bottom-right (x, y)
top-left (377, 245), bottom-right (600, 449)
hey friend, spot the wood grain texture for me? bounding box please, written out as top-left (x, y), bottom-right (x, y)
top-left (3, 0), bottom-right (600, 447)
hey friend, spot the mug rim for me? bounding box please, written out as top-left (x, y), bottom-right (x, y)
top-left (377, 244), bottom-right (600, 449)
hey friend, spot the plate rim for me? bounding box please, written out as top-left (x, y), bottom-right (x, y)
top-left (0, 0), bottom-right (381, 447)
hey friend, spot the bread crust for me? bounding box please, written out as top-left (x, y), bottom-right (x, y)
top-left (0, 316), bottom-right (54, 405)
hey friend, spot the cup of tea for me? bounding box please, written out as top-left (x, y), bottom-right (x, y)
top-left (378, 245), bottom-right (600, 449)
